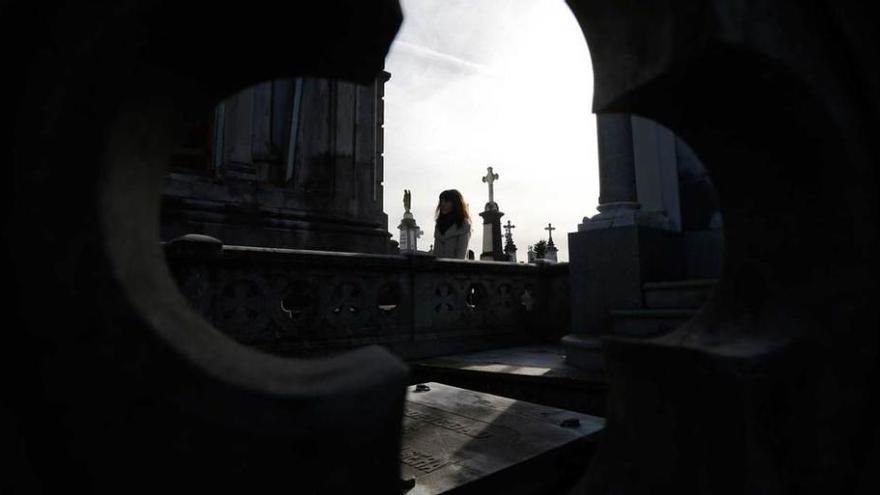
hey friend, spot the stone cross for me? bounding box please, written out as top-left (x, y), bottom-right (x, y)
top-left (544, 223), bottom-right (556, 242)
top-left (481, 166), bottom-right (499, 203)
top-left (503, 220), bottom-right (515, 239)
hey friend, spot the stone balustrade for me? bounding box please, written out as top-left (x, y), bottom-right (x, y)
top-left (164, 236), bottom-right (570, 360)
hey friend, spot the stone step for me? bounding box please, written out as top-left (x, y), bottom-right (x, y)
top-left (642, 279), bottom-right (717, 309)
top-left (610, 308), bottom-right (698, 337)
top-left (411, 345), bottom-right (608, 417)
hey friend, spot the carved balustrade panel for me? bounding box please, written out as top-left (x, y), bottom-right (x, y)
top-left (490, 278), bottom-right (528, 331)
top-left (165, 246), bottom-right (568, 358)
top-left (171, 262), bottom-right (215, 317)
top-left (213, 268), bottom-right (273, 344)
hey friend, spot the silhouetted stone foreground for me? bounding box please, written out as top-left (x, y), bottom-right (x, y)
top-left (3, 0), bottom-right (877, 493)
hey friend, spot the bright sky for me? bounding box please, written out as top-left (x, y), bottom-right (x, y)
top-left (383, 0), bottom-right (599, 262)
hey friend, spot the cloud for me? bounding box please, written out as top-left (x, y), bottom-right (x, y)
top-left (390, 40), bottom-right (496, 78)
top-left (383, 0), bottom-right (599, 262)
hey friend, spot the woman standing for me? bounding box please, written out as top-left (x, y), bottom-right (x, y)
top-left (432, 189), bottom-right (472, 259)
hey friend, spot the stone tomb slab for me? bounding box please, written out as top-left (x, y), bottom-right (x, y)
top-left (401, 382), bottom-right (604, 494)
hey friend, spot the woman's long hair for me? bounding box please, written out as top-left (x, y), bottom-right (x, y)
top-left (435, 189), bottom-right (470, 227)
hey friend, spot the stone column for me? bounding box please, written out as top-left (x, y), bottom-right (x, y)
top-left (598, 114), bottom-right (638, 203)
top-left (563, 114), bottom-right (681, 370)
top-left (582, 114), bottom-right (641, 230)
top-left (479, 205), bottom-right (505, 261)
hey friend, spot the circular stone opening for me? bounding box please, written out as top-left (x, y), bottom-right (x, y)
top-left (465, 283), bottom-right (488, 310)
top-left (377, 282), bottom-right (402, 313)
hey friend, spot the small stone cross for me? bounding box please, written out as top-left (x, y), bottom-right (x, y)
top-left (481, 166), bottom-right (499, 203)
top-left (503, 220), bottom-right (516, 239)
top-left (544, 223), bottom-right (556, 242)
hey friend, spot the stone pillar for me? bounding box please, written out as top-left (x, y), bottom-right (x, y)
top-left (581, 114), bottom-right (642, 230)
top-left (563, 114), bottom-right (681, 370)
top-left (397, 212), bottom-right (422, 253)
top-left (598, 114), bottom-right (638, 203)
top-left (479, 204), bottom-right (505, 261)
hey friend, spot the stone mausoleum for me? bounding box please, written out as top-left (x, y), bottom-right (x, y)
top-left (161, 72), bottom-right (394, 254)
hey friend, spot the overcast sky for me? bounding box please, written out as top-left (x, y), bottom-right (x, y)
top-left (383, 0), bottom-right (599, 262)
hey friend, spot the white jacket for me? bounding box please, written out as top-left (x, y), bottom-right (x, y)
top-left (433, 219), bottom-right (471, 259)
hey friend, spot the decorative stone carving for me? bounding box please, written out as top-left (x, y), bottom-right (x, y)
top-left (377, 282), bottom-right (402, 315)
top-left (279, 279), bottom-right (319, 326)
top-left (329, 281), bottom-right (366, 332)
top-left (495, 283), bottom-right (517, 314)
top-left (481, 166), bottom-right (500, 209)
top-left (521, 287), bottom-right (536, 312)
top-left (465, 283), bottom-right (488, 311)
top-left (433, 283), bottom-right (457, 314)
top-left (216, 278), bottom-right (271, 343)
top-left (166, 247), bottom-right (568, 358)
